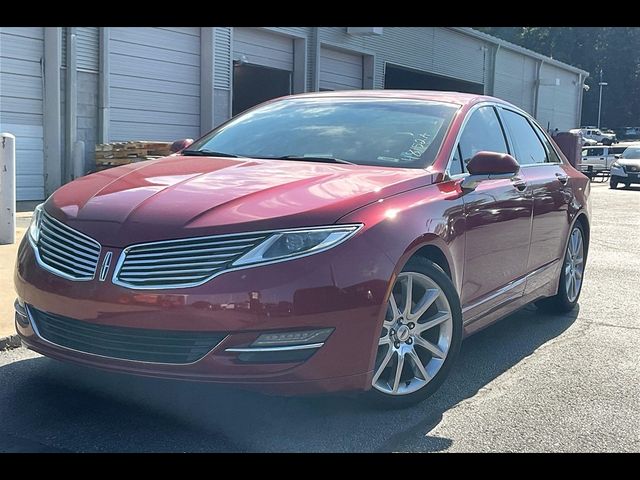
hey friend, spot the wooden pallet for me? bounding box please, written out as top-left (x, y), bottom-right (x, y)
top-left (95, 141), bottom-right (173, 168)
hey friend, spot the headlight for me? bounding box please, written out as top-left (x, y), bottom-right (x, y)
top-left (611, 162), bottom-right (625, 170)
top-left (232, 225), bottom-right (362, 267)
top-left (28, 204), bottom-right (44, 244)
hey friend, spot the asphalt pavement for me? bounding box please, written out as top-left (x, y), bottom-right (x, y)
top-left (1, 182), bottom-right (638, 452)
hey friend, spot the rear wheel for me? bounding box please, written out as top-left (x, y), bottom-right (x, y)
top-left (368, 258), bottom-right (462, 408)
top-left (536, 222), bottom-right (586, 313)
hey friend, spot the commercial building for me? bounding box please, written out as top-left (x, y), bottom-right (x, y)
top-left (0, 27), bottom-right (589, 201)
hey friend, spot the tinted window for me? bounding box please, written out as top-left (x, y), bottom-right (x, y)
top-left (530, 122), bottom-right (562, 163)
top-left (457, 106), bottom-right (509, 172)
top-left (585, 147), bottom-right (604, 157)
top-left (500, 109), bottom-right (547, 165)
top-left (189, 98), bottom-right (458, 168)
top-left (610, 147), bottom-right (627, 155)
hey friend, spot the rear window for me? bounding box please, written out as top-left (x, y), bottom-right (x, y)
top-left (610, 147), bottom-right (627, 155)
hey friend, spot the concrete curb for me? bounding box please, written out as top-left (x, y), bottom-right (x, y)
top-left (0, 334), bottom-right (21, 351)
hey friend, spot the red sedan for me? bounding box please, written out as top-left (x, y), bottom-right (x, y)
top-left (14, 91), bottom-right (590, 406)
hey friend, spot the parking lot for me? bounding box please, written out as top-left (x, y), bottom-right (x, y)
top-left (0, 182), bottom-right (638, 452)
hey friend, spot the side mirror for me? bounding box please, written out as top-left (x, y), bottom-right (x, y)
top-left (614, 154), bottom-right (621, 159)
top-left (170, 138), bottom-right (194, 154)
top-left (461, 151), bottom-right (520, 191)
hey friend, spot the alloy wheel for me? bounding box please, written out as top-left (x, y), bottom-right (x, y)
top-left (373, 272), bottom-right (453, 395)
top-left (565, 227), bottom-right (585, 303)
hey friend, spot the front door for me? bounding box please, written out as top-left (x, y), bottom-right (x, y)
top-left (451, 106), bottom-right (533, 318)
top-left (498, 108), bottom-right (572, 294)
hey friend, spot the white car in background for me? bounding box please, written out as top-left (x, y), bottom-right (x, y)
top-left (580, 144), bottom-right (629, 174)
top-left (571, 127), bottom-right (617, 145)
top-left (610, 143), bottom-right (640, 188)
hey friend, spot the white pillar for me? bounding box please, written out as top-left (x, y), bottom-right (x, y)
top-left (0, 133), bottom-right (16, 245)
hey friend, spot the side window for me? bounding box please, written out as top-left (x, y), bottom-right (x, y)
top-left (500, 109), bottom-right (547, 165)
top-left (456, 106), bottom-right (509, 173)
top-left (530, 122), bottom-right (562, 163)
top-left (449, 145), bottom-right (464, 175)
top-left (610, 147), bottom-right (626, 155)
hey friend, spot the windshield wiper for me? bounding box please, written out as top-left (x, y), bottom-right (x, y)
top-left (181, 149), bottom-right (239, 158)
top-left (274, 155), bottom-right (356, 165)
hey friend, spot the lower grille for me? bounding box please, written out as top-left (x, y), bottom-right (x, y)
top-left (28, 306), bottom-right (226, 364)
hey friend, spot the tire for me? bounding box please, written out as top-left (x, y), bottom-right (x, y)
top-left (366, 257), bottom-right (462, 408)
top-left (625, 183), bottom-right (631, 188)
top-left (536, 222), bottom-right (587, 313)
top-left (610, 177), bottom-right (618, 189)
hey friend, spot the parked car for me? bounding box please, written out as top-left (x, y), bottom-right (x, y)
top-left (613, 126), bottom-right (640, 142)
top-left (14, 91), bottom-right (591, 407)
top-left (610, 143), bottom-right (640, 188)
top-left (577, 127), bottom-right (617, 145)
top-left (580, 144), bottom-right (629, 173)
top-left (570, 129), bottom-right (598, 146)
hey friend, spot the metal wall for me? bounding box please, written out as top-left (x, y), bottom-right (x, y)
top-left (537, 63), bottom-right (581, 132)
top-left (494, 48), bottom-right (536, 114)
top-left (0, 27), bottom-right (45, 200)
top-left (108, 27), bottom-right (201, 141)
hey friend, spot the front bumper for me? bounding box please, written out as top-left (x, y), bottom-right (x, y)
top-left (14, 231), bottom-right (396, 395)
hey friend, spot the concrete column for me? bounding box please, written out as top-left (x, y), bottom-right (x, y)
top-left (311, 27), bottom-right (320, 91)
top-left (292, 37), bottom-right (307, 94)
top-left (98, 27), bottom-right (110, 144)
top-left (200, 28), bottom-right (215, 134)
top-left (0, 133), bottom-right (16, 245)
top-left (43, 27), bottom-right (62, 197)
top-left (64, 27), bottom-right (77, 184)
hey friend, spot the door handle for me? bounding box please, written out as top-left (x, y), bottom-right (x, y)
top-left (555, 173), bottom-right (569, 185)
top-left (511, 176), bottom-right (527, 191)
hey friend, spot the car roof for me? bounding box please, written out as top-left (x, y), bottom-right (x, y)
top-left (280, 89), bottom-right (506, 108)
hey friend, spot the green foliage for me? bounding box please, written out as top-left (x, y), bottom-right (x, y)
top-left (475, 27), bottom-right (640, 128)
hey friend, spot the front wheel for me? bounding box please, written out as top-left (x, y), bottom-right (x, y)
top-left (610, 177), bottom-right (619, 189)
top-left (536, 222), bottom-right (586, 313)
top-left (367, 258), bottom-right (462, 408)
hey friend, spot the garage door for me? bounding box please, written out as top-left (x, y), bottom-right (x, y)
top-left (320, 47), bottom-right (363, 91)
top-left (109, 27), bottom-right (201, 142)
top-left (0, 27), bottom-right (45, 200)
top-left (233, 28), bottom-right (293, 71)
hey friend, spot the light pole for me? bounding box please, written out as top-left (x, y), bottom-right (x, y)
top-left (597, 69), bottom-right (608, 129)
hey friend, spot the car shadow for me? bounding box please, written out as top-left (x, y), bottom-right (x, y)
top-left (0, 305), bottom-right (580, 452)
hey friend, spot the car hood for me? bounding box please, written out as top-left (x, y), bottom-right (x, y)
top-left (617, 158), bottom-right (640, 168)
top-left (46, 156), bottom-right (432, 247)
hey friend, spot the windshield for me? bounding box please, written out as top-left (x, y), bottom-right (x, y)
top-left (187, 98), bottom-right (458, 168)
top-left (622, 147), bottom-right (640, 159)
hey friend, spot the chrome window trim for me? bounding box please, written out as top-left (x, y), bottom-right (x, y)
top-left (29, 211), bottom-right (102, 282)
top-left (112, 224), bottom-right (363, 290)
top-left (26, 305), bottom-right (228, 366)
top-left (225, 343), bottom-right (325, 353)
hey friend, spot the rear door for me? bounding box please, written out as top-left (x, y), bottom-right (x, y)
top-left (453, 106), bottom-right (533, 319)
top-left (498, 107), bottom-right (572, 294)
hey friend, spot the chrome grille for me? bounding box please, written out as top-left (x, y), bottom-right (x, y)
top-left (36, 212), bottom-right (101, 280)
top-left (114, 232), bottom-right (270, 289)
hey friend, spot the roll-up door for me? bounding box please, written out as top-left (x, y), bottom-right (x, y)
top-left (232, 28), bottom-right (294, 116)
top-left (0, 27), bottom-right (45, 200)
top-left (320, 47), bottom-right (363, 91)
top-left (109, 27), bottom-right (201, 141)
